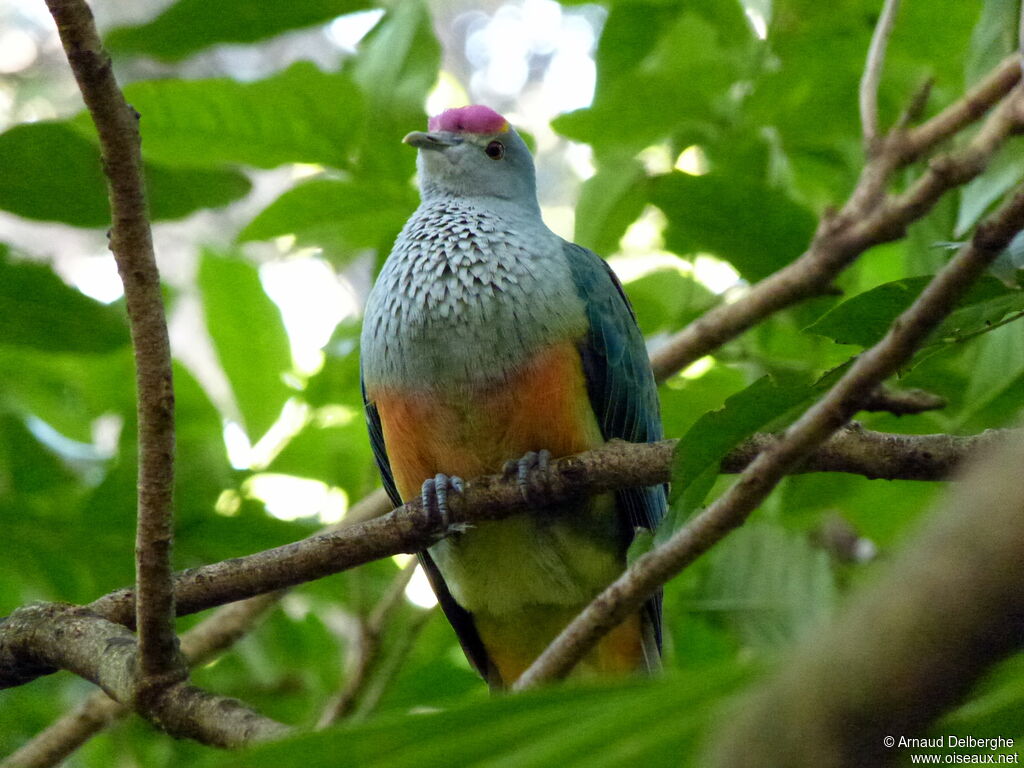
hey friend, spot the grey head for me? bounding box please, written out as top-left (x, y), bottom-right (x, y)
top-left (404, 105), bottom-right (539, 214)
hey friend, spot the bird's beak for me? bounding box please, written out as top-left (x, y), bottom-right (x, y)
top-left (403, 131), bottom-right (462, 151)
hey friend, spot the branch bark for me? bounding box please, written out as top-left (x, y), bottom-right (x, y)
top-left (1, 593), bottom-right (281, 768)
top-left (512, 183), bottom-right (1024, 690)
top-left (79, 427), bottom-right (1014, 629)
top-left (649, 57), bottom-right (1023, 382)
top-left (0, 604), bottom-right (286, 748)
top-left (857, 385), bottom-right (946, 415)
top-left (0, 489), bottom-right (392, 766)
top-left (1, 426), bottom-right (1012, 691)
top-left (721, 425), bottom-right (1005, 480)
top-left (704, 433), bottom-right (1024, 768)
top-left (44, 0), bottom-right (179, 688)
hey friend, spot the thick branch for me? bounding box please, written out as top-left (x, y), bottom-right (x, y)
top-left (649, 60), bottom-right (1022, 382)
top-left (0, 490), bottom-right (392, 767)
top-left (1, 593), bottom-right (280, 768)
top-left (44, 0), bottom-right (178, 685)
top-left (722, 425), bottom-right (1006, 480)
top-left (513, 184), bottom-right (1024, 689)
top-left (859, 0), bottom-right (901, 147)
top-left (705, 433), bottom-right (1024, 767)
top-left (1, 426), bottom-right (1010, 691)
top-left (0, 604), bottom-right (286, 747)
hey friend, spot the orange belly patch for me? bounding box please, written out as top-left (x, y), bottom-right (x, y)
top-left (369, 341), bottom-right (604, 501)
top-left (366, 340), bottom-right (648, 685)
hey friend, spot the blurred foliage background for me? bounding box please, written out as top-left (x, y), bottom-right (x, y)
top-left (1, 0), bottom-right (1023, 765)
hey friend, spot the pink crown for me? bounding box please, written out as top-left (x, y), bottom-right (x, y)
top-left (428, 105), bottom-right (510, 134)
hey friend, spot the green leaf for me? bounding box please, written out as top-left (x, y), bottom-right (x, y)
top-left (0, 410), bottom-right (77, 495)
top-left (573, 159), bottom-right (647, 256)
top-left (590, 2), bottom-right (682, 89)
top-left (806, 275), bottom-right (1024, 349)
top-left (555, 5), bottom-right (751, 154)
top-left (938, 655), bottom-right (1024, 744)
top-left (0, 247), bottom-right (129, 353)
top-left (694, 522), bottom-right (837, 649)
top-left (956, 139), bottom-right (1024, 237)
top-left (350, 1), bottom-right (440, 180)
top-left (0, 346), bottom-right (134, 442)
top-left (351, 1), bottom-right (437, 112)
top-left (72, 62), bottom-right (365, 171)
top-left (106, 1), bottom-right (375, 61)
top-left (0, 122), bottom-right (251, 227)
top-left (625, 266), bottom-right (718, 336)
top-left (198, 250), bottom-right (292, 440)
top-left (964, 0), bottom-right (1020, 88)
top-left (959, 321), bottom-right (1024, 425)
top-left (266, 413), bottom-right (375, 498)
top-left (303, 319), bottom-right (363, 408)
top-left (238, 177), bottom-right (415, 259)
top-left (210, 668), bottom-right (749, 768)
top-left (650, 172), bottom-right (817, 282)
top-left (667, 375), bottom-right (815, 526)
top-left (171, 364), bottom-right (237, 527)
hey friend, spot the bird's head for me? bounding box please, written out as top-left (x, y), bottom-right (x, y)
top-left (404, 105), bottom-right (538, 211)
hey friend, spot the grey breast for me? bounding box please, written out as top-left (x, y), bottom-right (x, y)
top-left (360, 200), bottom-right (586, 392)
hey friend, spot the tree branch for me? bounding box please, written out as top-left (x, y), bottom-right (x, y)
top-left (316, 561), bottom-right (418, 728)
top-left (1, 593), bottom-right (281, 768)
top-left (1, 426), bottom-right (1012, 691)
top-left (704, 433), bottom-right (1024, 767)
top-left (0, 489), bottom-right (392, 766)
top-left (513, 183), bottom-right (1024, 690)
top-left (649, 58), bottom-right (1022, 382)
top-left (903, 54), bottom-right (1023, 159)
top-left (857, 385), bottom-right (946, 415)
top-left (44, 0), bottom-right (179, 688)
top-left (0, 604), bottom-right (286, 747)
top-left (859, 0), bottom-right (901, 148)
top-left (722, 425), bottom-right (1006, 480)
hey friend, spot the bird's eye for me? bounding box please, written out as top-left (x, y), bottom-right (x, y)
top-left (485, 141), bottom-right (505, 160)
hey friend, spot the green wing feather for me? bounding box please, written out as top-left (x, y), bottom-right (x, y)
top-left (563, 241), bottom-right (666, 649)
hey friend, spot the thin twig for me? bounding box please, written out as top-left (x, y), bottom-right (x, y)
top-left (905, 54), bottom-right (1023, 159)
top-left (349, 609), bottom-right (434, 721)
top-left (44, 0), bottom-right (179, 689)
top-left (317, 562), bottom-right (418, 728)
top-left (859, 0), bottom-right (901, 149)
top-left (513, 184), bottom-right (1024, 690)
top-left (720, 425), bottom-right (1005, 480)
top-left (858, 385), bottom-right (946, 415)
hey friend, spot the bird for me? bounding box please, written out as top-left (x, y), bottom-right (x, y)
top-left (360, 105), bottom-right (666, 689)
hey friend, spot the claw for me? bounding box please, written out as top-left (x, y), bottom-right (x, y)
top-left (513, 449), bottom-right (552, 504)
top-left (421, 473), bottom-right (463, 528)
top-left (501, 458), bottom-right (518, 481)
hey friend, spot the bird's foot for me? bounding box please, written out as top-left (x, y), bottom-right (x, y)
top-left (421, 473), bottom-right (464, 529)
top-left (502, 449), bottom-right (553, 505)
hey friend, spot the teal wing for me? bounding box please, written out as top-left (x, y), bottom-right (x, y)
top-left (563, 241), bottom-right (667, 650)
